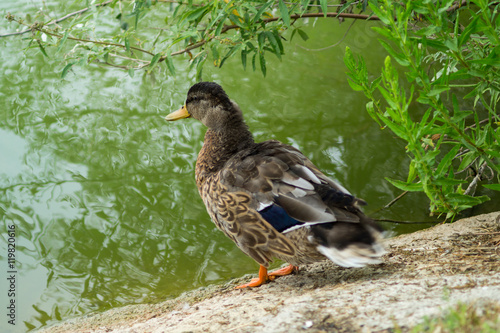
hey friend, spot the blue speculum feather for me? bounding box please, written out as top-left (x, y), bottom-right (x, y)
top-left (259, 204), bottom-right (303, 232)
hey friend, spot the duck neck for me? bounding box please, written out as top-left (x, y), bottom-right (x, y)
top-left (195, 124), bottom-right (254, 186)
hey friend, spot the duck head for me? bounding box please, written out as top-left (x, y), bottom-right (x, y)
top-left (166, 82), bottom-right (244, 131)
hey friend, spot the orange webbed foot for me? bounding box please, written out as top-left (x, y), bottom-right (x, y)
top-left (235, 265), bottom-right (269, 289)
top-left (235, 264), bottom-right (299, 289)
top-left (268, 264), bottom-right (298, 277)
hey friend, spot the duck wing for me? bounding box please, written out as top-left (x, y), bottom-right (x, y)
top-left (209, 140), bottom-right (382, 267)
top-left (222, 140), bottom-right (365, 228)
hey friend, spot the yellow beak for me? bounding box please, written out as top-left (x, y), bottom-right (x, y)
top-left (165, 105), bottom-right (191, 121)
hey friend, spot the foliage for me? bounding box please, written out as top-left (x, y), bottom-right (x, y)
top-left (344, 0), bottom-right (500, 219)
top-left (3, 0), bottom-right (499, 219)
top-left (407, 302), bottom-right (500, 333)
top-left (3, 0), bottom-right (370, 79)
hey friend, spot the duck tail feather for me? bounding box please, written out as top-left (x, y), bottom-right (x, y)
top-left (311, 222), bottom-right (385, 268)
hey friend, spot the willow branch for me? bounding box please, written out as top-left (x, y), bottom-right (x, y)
top-left (1, 0), bottom-right (114, 38)
top-left (297, 18), bottom-right (357, 51)
top-left (160, 12), bottom-right (379, 62)
top-left (0, 0), bottom-right (203, 38)
top-left (464, 162), bottom-right (488, 196)
top-left (384, 191), bottom-right (409, 209)
top-left (34, 28), bottom-right (155, 56)
top-left (374, 218), bottom-right (439, 224)
top-left (3, 8), bottom-right (380, 68)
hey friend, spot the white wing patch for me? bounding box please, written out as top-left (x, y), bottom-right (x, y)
top-left (317, 244), bottom-right (385, 267)
top-left (293, 165), bottom-right (321, 184)
top-left (291, 188), bottom-right (307, 198)
top-left (281, 173), bottom-right (314, 190)
top-left (282, 222), bottom-right (330, 234)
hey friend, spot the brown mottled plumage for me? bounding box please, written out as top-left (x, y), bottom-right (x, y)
top-left (166, 82), bottom-right (385, 288)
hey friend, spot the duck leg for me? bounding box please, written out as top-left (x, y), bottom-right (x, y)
top-left (235, 264), bottom-right (298, 289)
top-left (235, 265), bottom-right (270, 289)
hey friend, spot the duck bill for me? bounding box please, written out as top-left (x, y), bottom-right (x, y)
top-left (165, 105), bottom-right (191, 121)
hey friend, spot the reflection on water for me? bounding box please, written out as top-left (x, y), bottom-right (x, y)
top-left (0, 2), bottom-right (497, 332)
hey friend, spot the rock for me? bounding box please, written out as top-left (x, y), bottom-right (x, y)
top-left (39, 212), bottom-right (500, 333)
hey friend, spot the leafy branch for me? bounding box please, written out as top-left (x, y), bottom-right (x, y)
top-left (4, 0), bottom-right (499, 219)
top-left (345, 0), bottom-right (500, 219)
top-left (2, 0), bottom-right (379, 77)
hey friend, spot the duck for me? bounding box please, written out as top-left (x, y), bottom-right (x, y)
top-left (165, 82), bottom-right (385, 288)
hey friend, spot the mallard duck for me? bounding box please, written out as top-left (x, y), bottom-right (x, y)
top-left (166, 82), bottom-right (385, 288)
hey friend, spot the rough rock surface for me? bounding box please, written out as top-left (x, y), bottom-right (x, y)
top-left (39, 212), bottom-right (500, 333)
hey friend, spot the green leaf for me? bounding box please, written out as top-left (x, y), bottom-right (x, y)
top-left (319, 0), bottom-right (328, 17)
top-left (61, 62), bottom-right (74, 79)
top-left (128, 68), bottom-right (135, 78)
top-left (407, 160), bottom-right (417, 183)
top-left (229, 13), bottom-right (245, 28)
top-left (165, 54), bottom-right (176, 75)
top-left (422, 38), bottom-right (448, 52)
top-left (368, 3), bottom-right (392, 25)
top-left (365, 101), bottom-right (383, 127)
top-left (371, 26), bottom-right (395, 41)
top-left (257, 32), bottom-right (266, 49)
top-left (265, 31), bottom-right (281, 59)
top-left (185, 5), bottom-right (210, 22)
top-left (214, 16), bottom-right (227, 36)
top-left (485, 149), bottom-right (500, 158)
top-left (457, 151), bottom-right (478, 172)
top-left (433, 178), bottom-right (466, 186)
top-left (380, 117), bottom-right (409, 140)
top-left (278, 0), bottom-right (291, 28)
top-left (171, 33), bottom-right (196, 46)
top-left (445, 193), bottom-right (490, 205)
top-left (435, 145), bottom-right (460, 176)
top-left (444, 69), bottom-right (469, 82)
top-left (241, 49), bottom-right (247, 70)
top-left (469, 57), bottom-right (500, 67)
top-left (377, 86), bottom-right (399, 114)
top-left (347, 78), bottom-right (363, 91)
top-left (259, 52), bottom-right (266, 76)
top-left (385, 178), bottom-right (423, 192)
top-left (124, 37), bottom-right (130, 53)
top-left (297, 29), bottom-right (309, 41)
top-left (220, 44), bottom-right (241, 68)
top-left (37, 40), bottom-right (48, 57)
top-left (253, 1), bottom-right (273, 23)
top-left (344, 46), bottom-right (355, 69)
top-left (148, 53), bottom-right (161, 71)
top-left (458, 16), bottom-right (479, 47)
top-left (427, 85), bottom-right (450, 97)
top-left (444, 39), bottom-right (458, 52)
top-left (272, 29), bottom-right (284, 54)
top-left (195, 57), bottom-right (206, 81)
top-left (483, 184), bottom-right (500, 191)
top-left (379, 40), bottom-right (410, 66)
top-left (57, 30), bottom-right (69, 53)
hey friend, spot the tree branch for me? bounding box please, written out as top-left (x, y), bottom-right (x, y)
top-left (161, 12), bottom-right (379, 62)
top-left (374, 218), bottom-right (439, 224)
top-left (39, 28), bottom-right (155, 56)
top-left (3, 5), bottom-right (381, 69)
top-left (1, 0), bottom-right (114, 38)
top-left (464, 162), bottom-right (488, 196)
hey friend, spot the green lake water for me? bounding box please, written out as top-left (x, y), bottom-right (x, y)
top-left (0, 2), bottom-right (498, 332)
